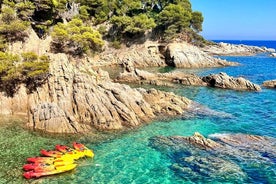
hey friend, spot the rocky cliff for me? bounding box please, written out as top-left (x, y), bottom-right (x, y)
top-left (0, 53), bottom-right (193, 133)
top-left (96, 41), bottom-right (237, 68)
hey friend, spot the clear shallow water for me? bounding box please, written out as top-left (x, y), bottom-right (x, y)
top-left (1, 42), bottom-right (275, 183)
top-left (41, 43), bottom-right (276, 183)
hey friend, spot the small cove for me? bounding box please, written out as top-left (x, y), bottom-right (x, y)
top-left (0, 42), bottom-right (276, 183)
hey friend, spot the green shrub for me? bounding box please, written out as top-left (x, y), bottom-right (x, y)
top-left (51, 18), bottom-right (104, 55)
top-left (110, 40), bottom-right (121, 49)
top-left (0, 52), bottom-right (50, 96)
top-left (0, 6), bottom-right (29, 42)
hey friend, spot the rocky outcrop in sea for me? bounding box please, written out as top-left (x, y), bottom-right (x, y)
top-left (149, 132), bottom-right (276, 183)
top-left (263, 80), bottom-right (276, 88)
top-left (116, 65), bottom-right (261, 91)
top-left (270, 53), bottom-right (276, 57)
top-left (203, 42), bottom-right (276, 56)
top-left (201, 72), bottom-right (261, 91)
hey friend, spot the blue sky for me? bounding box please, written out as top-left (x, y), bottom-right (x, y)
top-left (190, 0), bottom-right (276, 40)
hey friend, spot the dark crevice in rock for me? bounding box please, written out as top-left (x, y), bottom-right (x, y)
top-left (164, 48), bottom-right (176, 67)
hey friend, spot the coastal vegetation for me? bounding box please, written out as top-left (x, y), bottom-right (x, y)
top-left (0, 0), bottom-right (275, 183)
top-left (0, 0), bottom-right (205, 94)
top-left (0, 51), bottom-right (49, 96)
top-left (0, 0), bottom-right (204, 49)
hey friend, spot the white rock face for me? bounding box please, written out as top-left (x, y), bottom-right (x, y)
top-left (165, 43), bottom-right (237, 68)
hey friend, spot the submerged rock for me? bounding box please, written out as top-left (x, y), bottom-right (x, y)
top-left (149, 132), bottom-right (276, 182)
top-left (262, 80), bottom-right (276, 88)
top-left (171, 155), bottom-right (246, 182)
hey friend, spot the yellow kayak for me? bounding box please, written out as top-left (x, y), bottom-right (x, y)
top-left (23, 164), bottom-right (77, 179)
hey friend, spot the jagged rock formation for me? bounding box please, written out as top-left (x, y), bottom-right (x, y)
top-left (96, 41), bottom-right (237, 68)
top-left (203, 42), bottom-right (275, 56)
top-left (0, 53), bottom-right (192, 133)
top-left (270, 53), bottom-right (276, 57)
top-left (116, 67), bottom-right (205, 87)
top-left (263, 80), bottom-right (276, 88)
top-left (95, 41), bottom-right (166, 67)
top-left (8, 28), bottom-right (51, 56)
top-left (164, 43), bottom-right (238, 68)
top-left (202, 72), bottom-right (261, 91)
top-left (116, 66), bottom-right (261, 91)
top-left (149, 132), bottom-right (276, 183)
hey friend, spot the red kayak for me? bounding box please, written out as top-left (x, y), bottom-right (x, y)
top-left (73, 142), bottom-right (87, 151)
top-left (55, 144), bottom-right (74, 153)
top-left (27, 157), bottom-right (57, 164)
top-left (40, 149), bottom-right (63, 157)
top-left (23, 163), bottom-right (55, 172)
top-left (23, 164), bottom-right (77, 179)
top-left (23, 160), bottom-right (74, 171)
top-left (73, 142), bottom-right (94, 158)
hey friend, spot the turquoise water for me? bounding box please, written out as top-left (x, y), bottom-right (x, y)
top-left (41, 45), bottom-right (276, 183)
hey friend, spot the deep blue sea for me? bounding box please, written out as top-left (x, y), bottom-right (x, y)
top-left (42, 41), bottom-right (275, 183)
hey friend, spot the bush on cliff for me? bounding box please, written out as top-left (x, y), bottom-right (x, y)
top-left (157, 4), bottom-right (192, 40)
top-left (0, 0), bottom-right (206, 51)
top-left (0, 52), bottom-right (50, 96)
top-left (0, 6), bottom-right (30, 42)
top-left (111, 14), bottom-right (156, 37)
top-left (51, 18), bottom-right (104, 55)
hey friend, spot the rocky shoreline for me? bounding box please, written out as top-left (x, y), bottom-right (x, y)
top-left (116, 63), bottom-right (261, 91)
top-left (0, 30), bottom-right (273, 134)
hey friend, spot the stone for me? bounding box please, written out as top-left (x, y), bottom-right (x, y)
top-left (165, 42), bottom-right (238, 68)
top-left (270, 53), bottom-right (276, 57)
top-left (202, 72), bottom-right (261, 91)
top-left (263, 80), bottom-right (276, 88)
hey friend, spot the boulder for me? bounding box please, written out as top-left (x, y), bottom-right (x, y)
top-left (263, 80), bottom-right (276, 88)
top-left (165, 42), bottom-right (237, 68)
top-left (202, 72), bottom-right (261, 91)
top-left (270, 53), bottom-right (276, 57)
